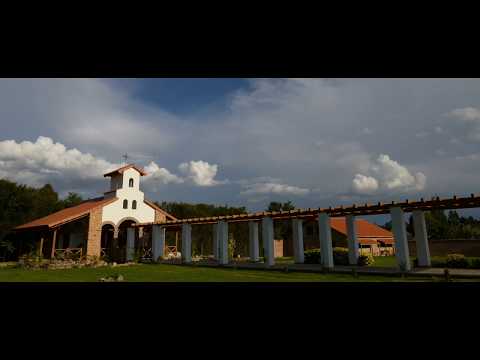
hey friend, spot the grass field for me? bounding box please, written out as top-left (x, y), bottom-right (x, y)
top-left (274, 256), bottom-right (400, 268)
top-left (0, 262), bottom-right (465, 282)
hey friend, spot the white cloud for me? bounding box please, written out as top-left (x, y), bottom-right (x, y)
top-left (352, 154), bottom-right (426, 195)
top-left (178, 160), bottom-right (225, 187)
top-left (0, 136), bottom-right (225, 195)
top-left (361, 127), bottom-right (373, 135)
top-left (445, 107), bottom-right (480, 142)
top-left (434, 126), bottom-right (444, 134)
top-left (415, 131), bottom-right (430, 138)
top-left (352, 174), bottom-right (379, 195)
top-left (446, 107), bottom-right (480, 122)
top-left (0, 136), bottom-right (119, 186)
top-left (144, 161), bottom-right (184, 185)
top-left (241, 182), bottom-right (310, 196)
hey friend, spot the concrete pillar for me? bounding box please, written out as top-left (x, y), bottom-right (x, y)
top-left (318, 213), bottom-right (334, 269)
top-left (390, 207), bottom-right (411, 271)
top-left (346, 215), bottom-right (359, 265)
top-left (218, 221), bottom-right (229, 265)
top-left (248, 221), bottom-right (260, 262)
top-left (126, 228), bottom-right (135, 262)
top-left (152, 225), bottom-right (165, 262)
top-left (292, 219), bottom-right (304, 264)
top-left (212, 223), bottom-right (219, 260)
top-left (262, 217), bottom-right (274, 266)
top-left (413, 210), bottom-right (431, 267)
top-left (181, 223), bottom-right (192, 264)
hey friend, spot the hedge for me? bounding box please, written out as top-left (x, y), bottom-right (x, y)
top-left (431, 254), bottom-right (480, 269)
top-left (304, 248), bottom-right (374, 267)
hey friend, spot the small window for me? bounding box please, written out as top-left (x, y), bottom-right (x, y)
top-left (132, 200), bottom-right (137, 210)
top-left (129, 178), bottom-right (134, 188)
top-left (123, 199), bottom-right (128, 209)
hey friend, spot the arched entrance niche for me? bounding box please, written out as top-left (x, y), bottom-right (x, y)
top-left (101, 222), bottom-right (115, 261)
top-left (116, 218), bottom-right (138, 263)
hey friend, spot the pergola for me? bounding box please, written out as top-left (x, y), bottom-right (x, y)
top-left (126, 193), bottom-right (480, 270)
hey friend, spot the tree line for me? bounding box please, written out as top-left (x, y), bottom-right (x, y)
top-left (383, 209), bottom-right (480, 240)
top-left (0, 179), bottom-right (84, 259)
top-left (2, 178), bottom-right (480, 260)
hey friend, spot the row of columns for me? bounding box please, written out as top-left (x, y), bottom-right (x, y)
top-left (135, 207), bottom-right (431, 270)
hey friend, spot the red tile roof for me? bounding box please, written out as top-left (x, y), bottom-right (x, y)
top-left (330, 217), bottom-right (393, 238)
top-left (104, 164), bottom-right (148, 177)
top-left (14, 197), bottom-right (117, 230)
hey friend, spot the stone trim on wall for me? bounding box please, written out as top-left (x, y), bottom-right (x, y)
top-left (86, 206), bottom-right (103, 258)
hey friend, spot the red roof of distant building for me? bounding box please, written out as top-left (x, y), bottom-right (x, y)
top-left (104, 164), bottom-right (148, 177)
top-left (330, 217), bottom-right (394, 244)
top-left (14, 197), bottom-right (117, 230)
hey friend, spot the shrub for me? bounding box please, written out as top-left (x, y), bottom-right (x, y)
top-left (468, 257), bottom-right (480, 269)
top-left (358, 253), bottom-right (374, 266)
top-left (445, 253), bottom-right (468, 269)
top-left (304, 249), bottom-right (321, 264)
top-left (333, 247), bottom-right (349, 265)
top-left (430, 257), bottom-right (447, 268)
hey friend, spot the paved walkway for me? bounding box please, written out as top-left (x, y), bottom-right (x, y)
top-left (159, 259), bottom-right (480, 279)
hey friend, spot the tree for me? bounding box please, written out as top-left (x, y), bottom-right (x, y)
top-left (265, 201), bottom-right (296, 254)
top-left (156, 201), bottom-right (249, 256)
top-left (60, 192), bottom-right (83, 209)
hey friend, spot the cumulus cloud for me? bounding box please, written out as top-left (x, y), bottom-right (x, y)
top-left (352, 154), bottom-right (426, 195)
top-left (0, 136), bottom-right (119, 186)
top-left (352, 174), bottom-right (379, 195)
top-left (0, 136), bottom-right (224, 195)
top-left (178, 160), bottom-right (226, 187)
top-left (240, 182), bottom-right (310, 196)
top-left (144, 161), bottom-right (184, 185)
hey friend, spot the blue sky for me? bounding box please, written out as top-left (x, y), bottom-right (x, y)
top-left (128, 78), bottom-right (250, 114)
top-left (1, 78), bottom-right (480, 220)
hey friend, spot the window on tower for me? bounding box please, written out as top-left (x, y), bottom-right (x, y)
top-left (123, 199), bottom-right (128, 209)
top-left (129, 178), bottom-right (134, 187)
top-left (132, 200), bottom-right (137, 210)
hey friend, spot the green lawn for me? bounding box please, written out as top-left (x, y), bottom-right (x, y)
top-left (275, 256), bottom-right (400, 268)
top-left (0, 263), bottom-right (461, 282)
top-left (369, 256), bottom-right (399, 268)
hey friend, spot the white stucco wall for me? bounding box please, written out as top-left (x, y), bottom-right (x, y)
top-left (101, 168), bottom-right (155, 227)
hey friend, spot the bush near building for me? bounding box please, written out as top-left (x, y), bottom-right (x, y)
top-left (304, 248), bottom-right (374, 266)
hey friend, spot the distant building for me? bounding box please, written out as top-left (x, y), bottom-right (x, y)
top-left (280, 217), bottom-right (395, 257)
top-left (15, 164), bottom-right (177, 262)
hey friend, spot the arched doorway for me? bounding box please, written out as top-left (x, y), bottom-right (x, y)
top-left (117, 219), bottom-right (137, 263)
top-left (101, 224), bottom-right (115, 261)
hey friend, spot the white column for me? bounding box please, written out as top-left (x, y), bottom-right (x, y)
top-left (212, 223), bottom-right (219, 260)
top-left (248, 221), bottom-right (260, 262)
top-left (292, 218), bottom-right (304, 264)
top-left (126, 227), bottom-right (135, 262)
top-left (413, 210), bottom-right (431, 267)
top-left (262, 217), bottom-right (275, 266)
top-left (318, 213), bottom-right (334, 269)
top-left (218, 221), bottom-right (229, 265)
top-left (390, 207), bottom-right (411, 271)
top-left (152, 225), bottom-right (165, 262)
top-left (346, 215), bottom-right (359, 265)
top-left (181, 223), bottom-right (192, 264)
